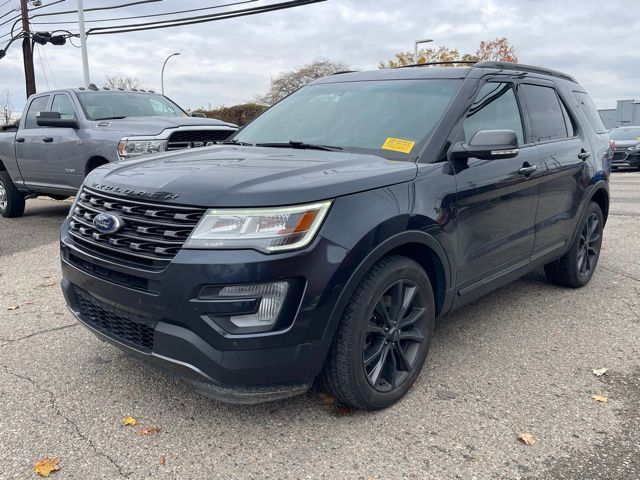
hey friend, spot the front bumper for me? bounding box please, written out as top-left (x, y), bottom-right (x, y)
top-left (60, 219), bottom-right (349, 402)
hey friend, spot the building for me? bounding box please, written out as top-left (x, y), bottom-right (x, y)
top-left (599, 100), bottom-right (640, 130)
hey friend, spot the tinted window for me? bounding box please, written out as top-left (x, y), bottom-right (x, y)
top-left (24, 96), bottom-right (50, 129)
top-left (573, 92), bottom-right (607, 134)
top-left (51, 94), bottom-right (77, 120)
top-left (520, 84), bottom-right (568, 142)
top-left (76, 92), bottom-right (187, 120)
top-left (234, 79), bottom-right (462, 160)
top-left (463, 82), bottom-right (524, 144)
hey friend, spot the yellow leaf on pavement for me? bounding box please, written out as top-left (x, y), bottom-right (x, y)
top-left (123, 416), bottom-right (137, 427)
top-left (593, 393), bottom-right (608, 403)
top-left (517, 432), bottom-right (536, 446)
top-left (33, 457), bottom-right (60, 477)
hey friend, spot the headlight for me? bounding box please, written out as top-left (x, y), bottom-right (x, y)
top-left (117, 139), bottom-right (167, 158)
top-left (184, 201), bottom-right (332, 253)
top-left (630, 144), bottom-right (640, 151)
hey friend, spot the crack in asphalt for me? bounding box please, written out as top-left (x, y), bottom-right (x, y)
top-left (0, 363), bottom-right (130, 478)
top-left (0, 323), bottom-right (79, 345)
top-left (598, 265), bottom-right (640, 283)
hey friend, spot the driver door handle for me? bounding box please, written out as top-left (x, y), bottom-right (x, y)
top-left (42, 137), bottom-right (54, 143)
top-left (578, 151), bottom-right (591, 161)
top-left (518, 165), bottom-right (537, 176)
top-left (16, 137), bottom-right (25, 143)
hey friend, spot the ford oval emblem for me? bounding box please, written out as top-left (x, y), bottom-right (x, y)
top-left (93, 212), bottom-right (124, 234)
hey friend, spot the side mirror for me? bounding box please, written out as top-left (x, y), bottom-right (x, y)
top-left (449, 129), bottom-right (519, 160)
top-left (36, 111), bottom-right (79, 129)
top-left (191, 112), bottom-right (206, 118)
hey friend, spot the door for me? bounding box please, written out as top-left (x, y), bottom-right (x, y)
top-left (41, 93), bottom-right (85, 189)
top-left (518, 83), bottom-right (589, 257)
top-left (15, 94), bottom-right (50, 185)
top-left (452, 81), bottom-right (540, 291)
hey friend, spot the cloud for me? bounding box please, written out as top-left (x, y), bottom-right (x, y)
top-left (1, 0), bottom-right (637, 113)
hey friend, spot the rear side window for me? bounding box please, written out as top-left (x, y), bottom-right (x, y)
top-left (519, 84), bottom-right (568, 143)
top-left (573, 91), bottom-right (607, 134)
top-left (464, 82), bottom-right (524, 145)
top-left (24, 95), bottom-right (50, 129)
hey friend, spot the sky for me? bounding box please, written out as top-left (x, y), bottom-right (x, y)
top-left (1, 0), bottom-right (639, 114)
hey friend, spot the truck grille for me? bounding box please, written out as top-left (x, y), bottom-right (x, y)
top-left (69, 187), bottom-right (206, 270)
top-left (167, 130), bottom-right (233, 150)
top-left (74, 286), bottom-right (156, 352)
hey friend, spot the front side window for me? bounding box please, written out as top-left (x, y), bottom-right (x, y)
top-left (234, 79), bottom-right (462, 160)
top-left (51, 94), bottom-right (77, 120)
top-left (24, 95), bottom-right (50, 129)
top-left (76, 92), bottom-right (187, 120)
top-left (463, 82), bottom-right (524, 144)
top-left (520, 84), bottom-right (568, 143)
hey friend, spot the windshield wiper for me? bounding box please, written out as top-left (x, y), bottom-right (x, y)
top-left (255, 141), bottom-right (343, 152)
top-left (221, 139), bottom-right (254, 146)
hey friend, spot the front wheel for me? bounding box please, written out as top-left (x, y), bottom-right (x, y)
top-left (0, 171), bottom-right (25, 218)
top-left (319, 255), bottom-right (435, 410)
top-left (544, 201), bottom-right (604, 288)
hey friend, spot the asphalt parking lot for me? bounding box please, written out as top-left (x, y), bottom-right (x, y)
top-left (1, 171), bottom-right (639, 480)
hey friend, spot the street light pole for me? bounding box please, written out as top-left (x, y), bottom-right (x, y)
top-left (414, 38), bottom-right (434, 64)
top-left (161, 52), bottom-right (181, 96)
top-left (77, 0), bottom-right (90, 87)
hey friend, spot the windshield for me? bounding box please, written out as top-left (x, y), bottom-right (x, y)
top-left (610, 127), bottom-right (640, 141)
top-left (234, 79), bottom-right (462, 159)
top-left (77, 92), bottom-right (188, 120)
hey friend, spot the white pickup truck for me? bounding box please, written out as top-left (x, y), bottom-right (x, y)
top-left (0, 87), bottom-right (237, 217)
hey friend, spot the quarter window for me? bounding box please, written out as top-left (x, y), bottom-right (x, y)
top-left (520, 84), bottom-right (568, 142)
top-left (24, 96), bottom-right (50, 129)
top-left (573, 91), bottom-right (607, 134)
top-left (464, 82), bottom-right (524, 145)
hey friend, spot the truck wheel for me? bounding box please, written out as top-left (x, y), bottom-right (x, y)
top-left (544, 201), bottom-right (604, 288)
top-left (0, 171), bottom-right (25, 218)
top-left (319, 255), bottom-right (435, 410)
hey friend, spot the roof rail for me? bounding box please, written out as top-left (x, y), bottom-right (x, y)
top-left (398, 61), bottom-right (478, 69)
top-left (474, 61), bottom-right (577, 83)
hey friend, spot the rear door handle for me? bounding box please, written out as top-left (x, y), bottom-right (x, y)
top-left (518, 165), bottom-right (538, 176)
top-left (16, 137), bottom-right (25, 143)
top-left (578, 151), bottom-right (591, 161)
top-left (42, 137), bottom-right (54, 143)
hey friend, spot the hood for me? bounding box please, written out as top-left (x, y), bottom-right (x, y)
top-left (613, 140), bottom-right (640, 149)
top-left (91, 116), bottom-right (235, 136)
top-left (85, 146), bottom-right (417, 207)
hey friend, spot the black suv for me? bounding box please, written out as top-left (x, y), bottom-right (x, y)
top-left (60, 61), bottom-right (612, 410)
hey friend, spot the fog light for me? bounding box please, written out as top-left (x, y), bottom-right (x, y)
top-left (219, 282), bottom-right (289, 328)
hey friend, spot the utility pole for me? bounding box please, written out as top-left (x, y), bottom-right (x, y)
top-left (19, 0), bottom-right (36, 97)
top-left (77, 0), bottom-right (90, 87)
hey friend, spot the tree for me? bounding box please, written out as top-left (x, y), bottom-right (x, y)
top-left (104, 75), bottom-right (152, 90)
top-left (1, 89), bottom-right (13, 126)
top-left (258, 60), bottom-right (349, 105)
top-left (379, 37), bottom-right (518, 68)
top-left (193, 103), bottom-right (268, 126)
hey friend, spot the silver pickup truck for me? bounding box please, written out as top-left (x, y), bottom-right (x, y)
top-left (0, 87), bottom-right (237, 217)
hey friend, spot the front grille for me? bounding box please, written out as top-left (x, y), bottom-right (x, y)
top-left (167, 129), bottom-right (233, 150)
top-left (69, 187), bottom-right (206, 270)
top-left (74, 286), bottom-right (156, 352)
top-left (67, 252), bottom-right (152, 292)
top-left (612, 151), bottom-right (628, 161)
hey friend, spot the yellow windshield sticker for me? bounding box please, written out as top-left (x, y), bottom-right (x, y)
top-left (382, 137), bottom-right (416, 154)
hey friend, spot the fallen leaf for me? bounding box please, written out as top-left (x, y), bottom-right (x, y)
top-left (159, 456), bottom-right (166, 465)
top-left (333, 406), bottom-right (352, 416)
top-left (592, 393), bottom-right (608, 403)
top-left (7, 305), bottom-right (19, 311)
top-left (136, 427), bottom-right (160, 436)
top-left (593, 368), bottom-right (608, 377)
top-left (318, 392), bottom-right (335, 406)
top-left (517, 432), bottom-right (536, 446)
top-left (33, 457), bottom-right (60, 477)
top-left (122, 416), bottom-right (137, 427)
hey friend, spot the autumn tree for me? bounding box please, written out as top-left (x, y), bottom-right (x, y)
top-left (104, 75), bottom-right (152, 90)
top-left (258, 60), bottom-right (349, 105)
top-left (1, 89), bottom-right (13, 126)
top-left (379, 37), bottom-right (518, 68)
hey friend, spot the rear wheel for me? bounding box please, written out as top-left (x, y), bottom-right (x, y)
top-left (544, 202), bottom-right (604, 288)
top-left (320, 255), bottom-right (435, 410)
top-left (0, 171), bottom-right (25, 218)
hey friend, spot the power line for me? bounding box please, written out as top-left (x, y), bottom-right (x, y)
top-left (85, 0), bottom-right (326, 36)
top-left (30, 0), bottom-right (162, 19)
top-left (31, 0), bottom-right (259, 25)
top-left (35, 43), bottom-right (50, 90)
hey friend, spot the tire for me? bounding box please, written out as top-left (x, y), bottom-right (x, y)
top-left (0, 171), bottom-right (25, 218)
top-left (544, 201), bottom-right (604, 288)
top-left (319, 255), bottom-right (435, 410)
